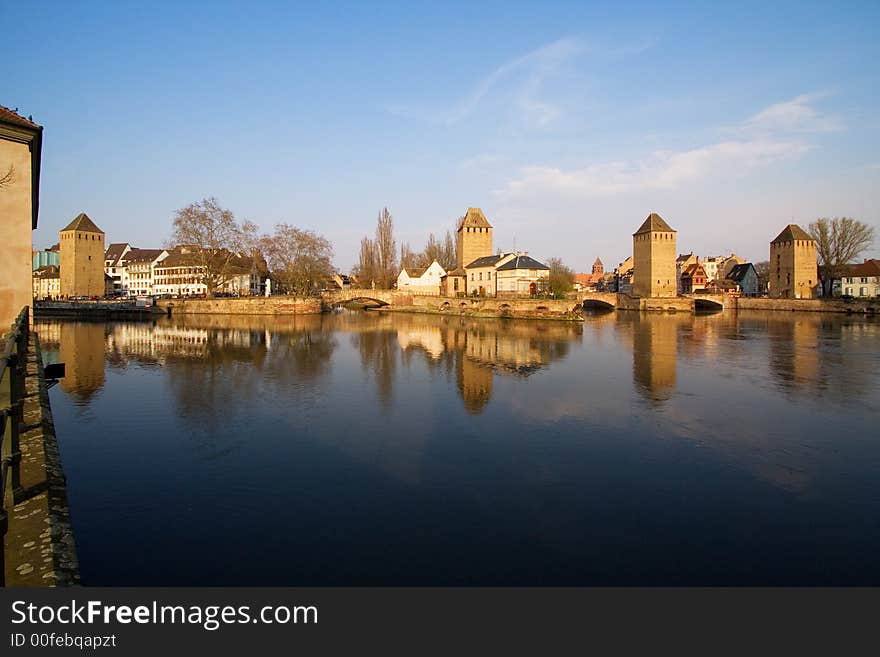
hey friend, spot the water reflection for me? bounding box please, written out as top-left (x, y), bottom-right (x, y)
top-left (34, 310), bottom-right (880, 585)
top-left (36, 310), bottom-right (880, 417)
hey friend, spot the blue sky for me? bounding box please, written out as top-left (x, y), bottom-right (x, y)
top-left (5, 0), bottom-right (879, 270)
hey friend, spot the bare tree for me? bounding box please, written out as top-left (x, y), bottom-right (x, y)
top-left (374, 207), bottom-right (397, 288)
top-left (355, 237), bottom-right (378, 288)
top-left (400, 242), bottom-right (419, 271)
top-left (808, 217), bottom-right (875, 296)
top-left (260, 224), bottom-right (334, 296)
top-left (442, 230), bottom-right (457, 271)
top-left (170, 197), bottom-right (257, 297)
top-left (546, 257), bottom-right (575, 297)
top-left (0, 163), bottom-right (15, 190)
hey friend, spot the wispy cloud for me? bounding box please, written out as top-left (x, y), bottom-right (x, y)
top-left (496, 94), bottom-right (834, 200)
top-left (740, 92), bottom-right (842, 135)
top-left (387, 37), bottom-right (585, 127)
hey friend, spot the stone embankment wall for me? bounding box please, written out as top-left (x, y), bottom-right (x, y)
top-left (405, 295), bottom-right (584, 320)
top-left (158, 297), bottom-right (323, 315)
top-left (734, 297), bottom-right (879, 313)
top-left (4, 333), bottom-right (79, 586)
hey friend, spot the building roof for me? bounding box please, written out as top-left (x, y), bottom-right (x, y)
top-left (0, 104), bottom-right (40, 130)
top-left (677, 252), bottom-right (696, 263)
top-left (681, 263), bottom-right (706, 278)
top-left (157, 247), bottom-right (256, 274)
top-left (465, 254), bottom-right (507, 269)
top-left (443, 267), bottom-right (467, 277)
top-left (496, 254), bottom-right (549, 271)
top-left (105, 242), bottom-right (130, 263)
top-left (125, 248), bottom-right (165, 263)
top-left (593, 257), bottom-right (603, 266)
top-left (847, 259), bottom-right (880, 277)
top-left (458, 207), bottom-right (492, 230)
top-left (726, 262), bottom-right (756, 283)
top-left (771, 224), bottom-right (814, 244)
top-left (634, 212), bottom-right (676, 235)
top-left (402, 267), bottom-right (427, 278)
top-left (33, 265), bottom-right (60, 278)
top-left (61, 212), bottom-right (104, 234)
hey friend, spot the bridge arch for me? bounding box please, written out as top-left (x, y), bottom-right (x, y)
top-left (581, 299), bottom-right (616, 311)
top-left (331, 296), bottom-right (390, 308)
top-left (694, 297), bottom-right (724, 311)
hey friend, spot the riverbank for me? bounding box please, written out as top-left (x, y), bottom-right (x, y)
top-left (3, 330), bottom-right (79, 586)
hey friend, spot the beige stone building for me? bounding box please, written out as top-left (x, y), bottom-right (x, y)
top-left (0, 105), bottom-right (42, 327)
top-left (769, 224), bottom-right (818, 299)
top-left (632, 213), bottom-right (677, 298)
top-left (456, 207), bottom-right (493, 270)
top-left (442, 207), bottom-right (495, 296)
top-left (60, 212), bottom-right (106, 298)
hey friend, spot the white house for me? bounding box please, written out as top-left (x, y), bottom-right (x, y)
top-left (396, 260), bottom-right (446, 295)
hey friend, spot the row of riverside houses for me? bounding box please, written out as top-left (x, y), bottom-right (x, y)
top-left (395, 207), bottom-right (551, 297)
top-left (31, 211), bottom-right (267, 300)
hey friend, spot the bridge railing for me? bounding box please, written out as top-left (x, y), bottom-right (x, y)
top-left (0, 306), bottom-right (29, 586)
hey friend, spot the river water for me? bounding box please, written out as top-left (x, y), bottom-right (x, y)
top-left (36, 310), bottom-right (880, 585)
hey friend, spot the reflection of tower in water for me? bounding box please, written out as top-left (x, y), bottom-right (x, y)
top-left (59, 322), bottom-right (106, 401)
top-left (457, 355), bottom-right (493, 414)
top-left (768, 317), bottom-right (819, 389)
top-left (632, 315), bottom-right (684, 404)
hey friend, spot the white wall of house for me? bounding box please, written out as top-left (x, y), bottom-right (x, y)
top-left (397, 260), bottom-right (446, 295)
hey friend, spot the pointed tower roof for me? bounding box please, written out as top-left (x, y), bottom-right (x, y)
top-left (61, 212), bottom-right (104, 234)
top-left (593, 257), bottom-right (603, 266)
top-left (771, 224), bottom-right (813, 244)
top-left (458, 207), bottom-right (492, 230)
top-left (634, 212), bottom-right (675, 235)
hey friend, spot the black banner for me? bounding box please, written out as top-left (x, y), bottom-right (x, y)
top-left (1, 588), bottom-right (877, 654)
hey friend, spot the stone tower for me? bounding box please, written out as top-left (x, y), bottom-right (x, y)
top-left (769, 224), bottom-right (817, 299)
top-left (592, 258), bottom-right (604, 276)
top-left (60, 212), bottom-right (105, 297)
top-left (632, 213), bottom-right (677, 298)
top-left (456, 207), bottom-right (493, 270)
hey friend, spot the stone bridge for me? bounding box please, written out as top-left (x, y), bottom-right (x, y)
top-left (578, 291), bottom-right (620, 309)
top-left (320, 289), bottom-right (732, 313)
top-left (321, 289), bottom-right (396, 306)
top-left (691, 294), bottom-right (728, 311)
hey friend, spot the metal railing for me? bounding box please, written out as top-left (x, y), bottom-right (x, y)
top-left (0, 306), bottom-right (29, 586)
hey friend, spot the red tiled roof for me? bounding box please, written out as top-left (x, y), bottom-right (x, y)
top-left (0, 104), bottom-right (41, 130)
top-left (848, 259), bottom-right (880, 277)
